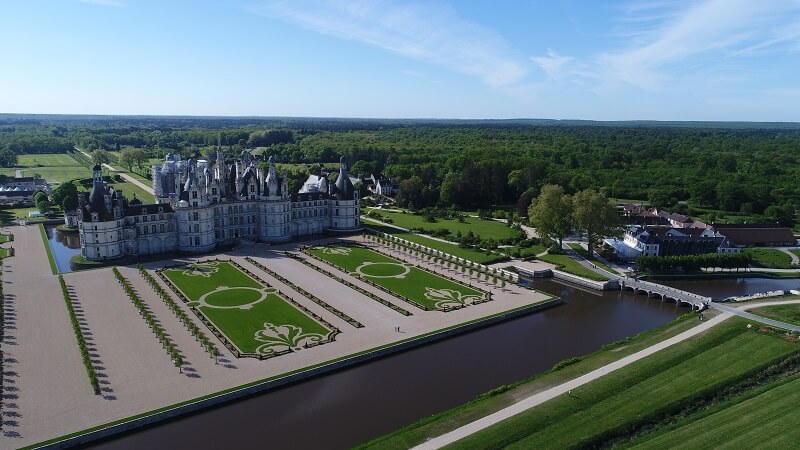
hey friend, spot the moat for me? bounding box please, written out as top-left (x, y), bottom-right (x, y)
top-left (91, 277), bottom-right (785, 450)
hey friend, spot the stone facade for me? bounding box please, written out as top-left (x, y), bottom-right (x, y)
top-left (77, 151), bottom-right (360, 261)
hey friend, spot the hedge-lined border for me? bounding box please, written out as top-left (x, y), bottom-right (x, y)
top-left (58, 275), bottom-right (99, 394)
top-left (244, 256), bottom-right (364, 329)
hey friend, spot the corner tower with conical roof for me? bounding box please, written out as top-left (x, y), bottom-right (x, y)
top-left (327, 155), bottom-right (360, 232)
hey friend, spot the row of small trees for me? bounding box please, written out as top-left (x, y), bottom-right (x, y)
top-left (112, 268), bottom-right (184, 372)
top-left (365, 232), bottom-right (516, 288)
top-left (58, 275), bottom-right (100, 394)
top-left (136, 264), bottom-right (222, 361)
top-left (636, 253), bottom-right (753, 273)
top-left (243, 257), bottom-right (363, 328)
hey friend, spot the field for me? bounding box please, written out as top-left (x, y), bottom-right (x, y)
top-left (744, 248), bottom-right (796, 269)
top-left (306, 245), bottom-right (484, 311)
top-left (448, 319), bottom-right (799, 449)
top-left (749, 303), bottom-right (800, 327)
top-left (0, 153), bottom-right (87, 183)
top-left (537, 252), bottom-right (609, 281)
top-left (162, 261), bottom-right (332, 355)
top-left (367, 208), bottom-right (518, 241)
top-left (363, 220), bottom-right (507, 264)
top-left (628, 374), bottom-right (800, 448)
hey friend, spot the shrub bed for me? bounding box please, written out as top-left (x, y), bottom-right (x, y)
top-left (58, 275), bottom-right (100, 394)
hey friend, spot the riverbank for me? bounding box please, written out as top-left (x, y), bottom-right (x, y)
top-left (366, 299), bottom-right (800, 449)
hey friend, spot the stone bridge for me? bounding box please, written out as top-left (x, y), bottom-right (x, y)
top-left (620, 277), bottom-right (712, 310)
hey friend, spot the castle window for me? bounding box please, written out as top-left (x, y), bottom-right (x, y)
top-left (194, 224), bottom-right (199, 233)
top-left (158, 207), bottom-right (163, 213)
top-left (168, 223), bottom-right (173, 232)
top-left (212, 188), bottom-right (217, 196)
top-left (192, 202), bottom-right (198, 207)
top-left (194, 237), bottom-right (200, 246)
top-left (143, 215), bottom-right (148, 222)
top-left (151, 225), bottom-right (156, 234)
top-left (151, 215), bottom-right (156, 222)
top-left (160, 223), bottom-right (165, 233)
top-left (134, 217), bottom-right (139, 223)
top-left (250, 185), bottom-right (255, 193)
top-left (193, 212), bottom-right (199, 221)
top-left (192, 191), bottom-right (198, 199)
top-left (159, 214), bottom-right (163, 220)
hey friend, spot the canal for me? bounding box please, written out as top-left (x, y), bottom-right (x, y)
top-left (90, 279), bottom-right (690, 450)
top-left (45, 224), bottom-right (80, 273)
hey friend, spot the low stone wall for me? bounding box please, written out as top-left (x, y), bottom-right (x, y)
top-left (515, 266), bottom-right (618, 291)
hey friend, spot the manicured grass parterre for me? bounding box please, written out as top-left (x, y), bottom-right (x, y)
top-left (162, 261), bottom-right (333, 355)
top-left (744, 247), bottom-right (796, 269)
top-left (447, 318), bottom-right (799, 449)
top-left (363, 220), bottom-right (508, 265)
top-left (366, 208), bottom-right (518, 241)
top-left (538, 252), bottom-right (609, 282)
top-left (306, 245), bottom-right (484, 311)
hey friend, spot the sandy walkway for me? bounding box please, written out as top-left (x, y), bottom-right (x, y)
top-left (0, 227), bottom-right (553, 448)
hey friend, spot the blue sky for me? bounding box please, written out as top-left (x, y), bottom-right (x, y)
top-left (2, 0), bottom-right (800, 121)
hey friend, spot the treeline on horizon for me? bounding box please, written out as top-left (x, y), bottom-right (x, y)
top-left (1, 115), bottom-right (798, 227)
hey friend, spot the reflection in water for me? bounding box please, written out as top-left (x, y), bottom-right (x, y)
top-left (659, 277), bottom-right (800, 300)
top-left (46, 225), bottom-right (80, 273)
top-left (91, 279), bottom-right (687, 450)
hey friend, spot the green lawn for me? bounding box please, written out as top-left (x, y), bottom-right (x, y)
top-left (0, 234), bottom-right (10, 243)
top-left (367, 208), bottom-right (518, 241)
top-left (749, 303), bottom-right (800, 327)
top-left (306, 245), bottom-right (484, 310)
top-left (791, 249), bottom-right (800, 259)
top-left (363, 219), bottom-right (508, 264)
top-left (744, 248), bottom-right (796, 269)
top-left (448, 319), bottom-right (799, 449)
top-left (568, 243), bottom-right (619, 274)
top-left (538, 253), bottom-right (609, 281)
top-left (162, 261), bottom-right (332, 354)
top-left (628, 374), bottom-right (800, 449)
top-left (38, 223), bottom-right (57, 275)
top-left (0, 153), bottom-right (88, 183)
top-left (359, 314), bottom-right (703, 449)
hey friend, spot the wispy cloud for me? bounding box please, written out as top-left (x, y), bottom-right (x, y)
top-left (530, 50), bottom-right (575, 81)
top-left (78, 0), bottom-right (126, 7)
top-left (598, 0), bottom-right (800, 89)
top-left (251, 0), bottom-right (528, 89)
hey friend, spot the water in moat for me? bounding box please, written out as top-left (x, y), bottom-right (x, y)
top-left (45, 225), bottom-right (80, 273)
top-left (90, 278), bottom-right (690, 450)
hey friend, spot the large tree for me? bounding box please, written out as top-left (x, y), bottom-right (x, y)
top-left (119, 148), bottom-right (147, 172)
top-left (51, 182), bottom-right (79, 211)
top-left (90, 149), bottom-right (111, 166)
top-left (572, 189), bottom-right (621, 257)
top-left (528, 184), bottom-right (573, 249)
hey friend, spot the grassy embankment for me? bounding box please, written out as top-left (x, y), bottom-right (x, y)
top-left (38, 224), bottom-right (58, 274)
top-left (567, 243), bottom-right (619, 274)
top-left (442, 318), bottom-right (798, 449)
top-left (537, 252), bottom-right (609, 282)
top-left (744, 248), bottom-right (796, 269)
top-left (360, 313), bottom-right (709, 448)
top-left (749, 303), bottom-right (800, 327)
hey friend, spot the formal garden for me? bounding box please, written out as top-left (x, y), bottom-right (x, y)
top-left (160, 260), bottom-right (337, 358)
top-left (304, 245), bottom-right (487, 311)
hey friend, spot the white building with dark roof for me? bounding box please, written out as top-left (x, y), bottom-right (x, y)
top-left (77, 151), bottom-right (361, 261)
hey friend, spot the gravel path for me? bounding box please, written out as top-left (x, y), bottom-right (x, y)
top-left (415, 299), bottom-right (800, 449)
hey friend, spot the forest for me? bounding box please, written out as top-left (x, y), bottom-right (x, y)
top-left (1, 114), bottom-right (798, 228)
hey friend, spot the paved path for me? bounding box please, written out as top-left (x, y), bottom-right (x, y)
top-left (75, 147), bottom-right (154, 197)
top-left (415, 299), bottom-right (800, 449)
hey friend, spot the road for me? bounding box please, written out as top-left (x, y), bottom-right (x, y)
top-left (414, 299), bottom-right (800, 449)
top-left (75, 147), bottom-right (154, 196)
